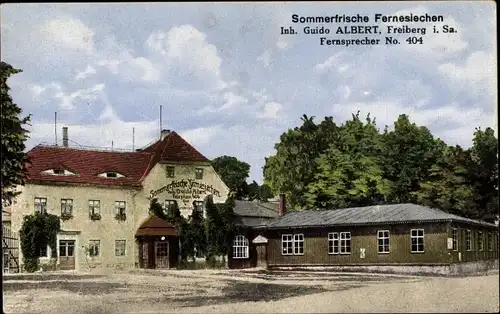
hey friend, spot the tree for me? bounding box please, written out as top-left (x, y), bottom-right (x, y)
top-left (412, 143), bottom-right (476, 217)
top-left (468, 127), bottom-right (498, 221)
top-left (305, 113), bottom-right (390, 209)
top-left (211, 156), bottom-right (250, 196)
top-left (204, 194), bottom-right (224, 262)
top-left (263, 115), bottom-right (339, 209)
top-left (188, 200), bottom-right (206, 259)
top-left (381, 114), bottom-right (441, 204)
top-left (1, 62), bottom-right (32, 206)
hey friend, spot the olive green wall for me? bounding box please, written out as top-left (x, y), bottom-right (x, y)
top-left (448, 223), bottom-right (499, 263)
top-left (266, 222), bottom-right (499, 266)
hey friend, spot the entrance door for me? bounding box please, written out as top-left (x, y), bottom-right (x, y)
top-left (59, 240), bottom-right (75, 270)
top-left (256, 244), bottom-right (267, 268)
top-left (141, 242), bottom-right (149, 268)
top-left (155, 241), bottom-right (169, 269)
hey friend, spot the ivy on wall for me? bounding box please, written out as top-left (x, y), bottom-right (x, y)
top-left (19, 213), bottom-right (61, 272)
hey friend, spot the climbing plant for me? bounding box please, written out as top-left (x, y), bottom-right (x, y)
top-left (19, 212), bottom-right (61, 272)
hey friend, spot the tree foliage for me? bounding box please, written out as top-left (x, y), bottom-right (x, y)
top-left (19, 213), bottom-right (61, 272)
top-left (212, 155), bottom-right (274, 201)
top-left (264, 112), bottom-right (499, 222)
top-left (1, 62), bottom-right (32, 206)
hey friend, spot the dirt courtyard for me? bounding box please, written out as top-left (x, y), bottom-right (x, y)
top-left (3, 269), bottom-right (499, 313)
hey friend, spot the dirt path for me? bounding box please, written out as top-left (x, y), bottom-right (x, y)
top-left (3, 271), bottom-right (499, 313)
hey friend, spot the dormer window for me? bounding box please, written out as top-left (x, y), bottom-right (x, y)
top-left (41, 168), bottom-right (77, 176)
top-left (97, 172), bottom-right (125, 178)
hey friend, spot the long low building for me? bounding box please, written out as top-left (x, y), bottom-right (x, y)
top-left (9, 127), bottom-right (230, 272)
top-left (227, 195), bottom-right (499, 270)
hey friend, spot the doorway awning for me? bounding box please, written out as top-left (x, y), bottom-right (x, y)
top-left (135, 214), bottom-right (177, 237)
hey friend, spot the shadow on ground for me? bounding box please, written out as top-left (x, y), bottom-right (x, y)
top-left (148, 280), bottom-right (363, 308)
top-left (3, 274), bottom-right (106, 281)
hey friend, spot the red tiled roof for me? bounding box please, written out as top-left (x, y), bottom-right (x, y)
top-left (26, 131), bottom-right (210, 187)
top-left (135, 215), bottom-right (177, 237)
top-left (143, 131), bottom-right (209, 163)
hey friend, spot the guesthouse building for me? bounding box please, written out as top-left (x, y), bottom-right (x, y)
top-left (9, 127), bottom-right (230, 272)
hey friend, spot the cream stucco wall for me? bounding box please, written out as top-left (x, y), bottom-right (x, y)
top-left (143, 162), bottom-right (231, 218)
top-left (9, 161), bottom-right (230, 271)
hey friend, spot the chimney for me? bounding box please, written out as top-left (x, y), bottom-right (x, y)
top-left (161, 129), bottom-right (171, 140)
top-left (62, 127), bottom-right (68, 147)
top-left (279, 193), bottom-right (286, 216)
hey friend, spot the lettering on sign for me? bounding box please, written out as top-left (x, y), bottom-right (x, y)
top-left (149, 179), bottom-right (221, 204)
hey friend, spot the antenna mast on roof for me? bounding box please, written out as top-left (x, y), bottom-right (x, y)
top-left (54, 112), bottom-right (58, 146)
top-left (111, 140), bottom-right (114, 151)
top-left (132, 127), bottom-right (135, 151)
top-left (159, 105), bottom-right (163, 140)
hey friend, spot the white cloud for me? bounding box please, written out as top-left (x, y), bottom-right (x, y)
top-left (75, 65), bottom-right (97, 80)
top-left (257, 50), bottom-right (271, 67)
top-left (179, 126), bottom-right (223, 147)
top-left (38, 16), bottom-right (95, 53)
top-left (219, 92), bottom-right (248, 110)
top-left (29, 82), bottom-right (62, 97)
top-left (314, 52), bottom-right (346, 73)
top-left (438, 50), bottom-right (496, 97)
top-left (257, 102), bottom-right (283, 120)
top-left (54, 83), bottom-right (105, 109)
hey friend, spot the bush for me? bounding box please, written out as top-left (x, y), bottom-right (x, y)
top-left (19, 213), bottom-right (60, 272)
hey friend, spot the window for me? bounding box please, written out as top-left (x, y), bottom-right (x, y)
top-left (294, 234), bottom-right (304, 255)
top-left (232, 235), bottom-right (249, 259)
top-left (282, 234), bottom-right (294, 255)
top-left (61, 199), bottom-right (73, 215)
top-left (88, 200), bottom-right (100, 215)
top-left (88, 240), bottom-right (100, 257)
top-left (281, 234), bottom-right (304, 255)
top-left (115, 240), bottom-right (126, 256)
top-left (451, 228), bottom-right (458, 251)
top-left (166, 166), bottom-right (175, 178)
top-left (488, 232), bottom-right (493, 251)
top-left (328, 233), bottom-right (339, 254)
top-left (340, 232), bottom-right (351, 254)
top-left (478, 231), bottom-right (483, 251)
top-left (466, 230), bottom-right (472, 251)
top-left (193, 201), bottom-right (204, 217)
top-left (195, 168), bottom-right (204, 179)
top-left (378, 230), bottom-right (390, 253)
top-left (53, 169), bottom-right (65, 175)
top-left (39, 246), bottom-right (48, 258)
top-left (34, 197), bottom-right (47, 214)
top-left (115, 201), bottom-right (126, 215)
top-left (164, 200), bottom-right (177, 210)
top-left (411, 229), bottom-right (425, 253)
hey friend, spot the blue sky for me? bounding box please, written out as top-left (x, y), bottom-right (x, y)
top-left (1, 2), bottom-right (496, 184)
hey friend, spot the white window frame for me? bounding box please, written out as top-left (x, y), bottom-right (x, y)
top-left (328, 232), bottom-right (339, 255)
top-left (34, 197), bottom-right (47, 214)
top-left (339, 232), bottom-right (351, 254)
top-left (293, 234), bottom-right (304, 255)
top-left (115, 240), bottom-right (126, 256)
top-left (193, 201), bottom-right (205, 218)
top-left (411, 229), bottom-right (425, 253)
top-left (466, 230), bottom-right (472, 251)
top-left (115, 201), bottom-right (126, 215)
top-left (61, 199), bottom-right (73, 215)
top-left (451, 228), bottom-right (458, 251)
top-left (377, 230), bottom-right (390, 253)
top-left (478, 231), bottom-right (483, 251)
top-left (88, 200), bottom-right (100, 215)
top-left (281, 234), bottom-right (294, 255)
top-left (232, 235), bottom-right (249, 259)
top-left (88, 240), bottom-right (100, 257)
